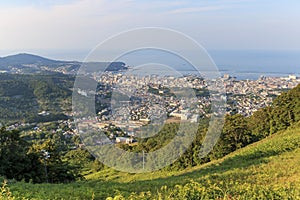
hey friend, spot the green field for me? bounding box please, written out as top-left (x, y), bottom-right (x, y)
top-left (2, 122), bottom-right (300, 199)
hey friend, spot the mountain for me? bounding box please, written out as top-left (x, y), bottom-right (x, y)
top-left (0, 53), bottom-right (127, 73)
top-left (0, 53), bottom-right (66, 66)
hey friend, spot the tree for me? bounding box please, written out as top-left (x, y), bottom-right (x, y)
top-left (224, 114), bottom-right (253, 149)
top-left (0, 127), bottom-right (43, 182)
top-left (64, 148), bottom-right (94, 171)
top-left (270, 84), bottom-right (300, 133)
top-left (248, 107), bottom-right (272, 139)
top-left (210, 114), bottom-right (253, 159)
top-left (29, 139), bottom-right (81, 183)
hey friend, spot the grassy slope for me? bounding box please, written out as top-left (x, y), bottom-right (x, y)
top-left (7, 122), bottom-right (300, 199)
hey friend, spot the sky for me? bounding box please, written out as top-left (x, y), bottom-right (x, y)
top-left (0, 0), bottom-right (300, 60)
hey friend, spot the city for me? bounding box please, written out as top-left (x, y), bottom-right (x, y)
top-left (73, 72), bottom-right (300, 144)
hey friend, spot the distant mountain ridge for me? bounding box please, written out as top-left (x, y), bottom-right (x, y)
top-left (0, 53), bottom-right (127, 74)
top-left (0, 53), bottom-right (71, 66)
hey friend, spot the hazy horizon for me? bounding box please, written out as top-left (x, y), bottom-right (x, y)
top-left (1, 49), bottom-right (299, 76)
top-left (1, 0), bottom-right (300, 79)
top-left (1, 1), bottom-right (300, 52)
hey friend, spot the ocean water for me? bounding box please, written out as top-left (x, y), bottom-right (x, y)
top-left (3, 49), bottom-right (299, 80)
top-left (209, 50), bottom-right (300, 80)
top-left (116, 49), bottom-right (300, 80)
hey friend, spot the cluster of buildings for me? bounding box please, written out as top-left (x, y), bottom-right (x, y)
top-left (223, 74), bottom-right (300, 116)
top-left (7, 71), bottom-right (299, 145)
top-left (73, 72), bottom-right (299, 143)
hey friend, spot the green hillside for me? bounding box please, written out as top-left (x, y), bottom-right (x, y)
top-left (0, 74), bottom-right (73, 124)
top-left (2, 121), bottom-right (300, 199)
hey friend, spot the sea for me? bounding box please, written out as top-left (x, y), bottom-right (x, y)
top-left (209, 50), bottom-right (300, 80)
top-left (3, 49), bottom-right (299, 80)
top-left (115, 49), bottom-right (300, 80)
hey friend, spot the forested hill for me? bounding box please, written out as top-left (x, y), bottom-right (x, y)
top-left (0, 73), bottom-right (74, 124)
top-left (0, 53), bottom-right (127, 73)
top-left (0, 53), bottom-right (65, 66)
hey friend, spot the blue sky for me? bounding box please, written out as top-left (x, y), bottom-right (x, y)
top-left (0, 0), bottom-right (300, 59)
